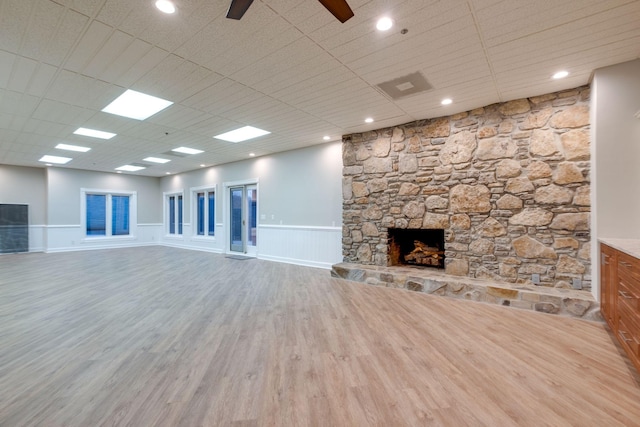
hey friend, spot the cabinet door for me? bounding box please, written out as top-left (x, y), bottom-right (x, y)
top-left (600, 244), bottom-right (617, 329)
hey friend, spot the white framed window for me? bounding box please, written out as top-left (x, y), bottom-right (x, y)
top-left (164, 190), bottom-right (184, 236)
top-left (81, 189), bottom-right (137, 239)
top-left (191, 185), bottom-right (216, 238)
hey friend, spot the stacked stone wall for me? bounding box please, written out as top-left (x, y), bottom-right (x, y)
top-left (342, 86), bottom-right (591, 290)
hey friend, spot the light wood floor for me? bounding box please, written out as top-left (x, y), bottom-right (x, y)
top-left (1, 247), bottom-right (640, 426)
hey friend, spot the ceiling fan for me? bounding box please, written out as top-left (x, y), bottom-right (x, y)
top-left (226, 0), bottom-right (354, 23)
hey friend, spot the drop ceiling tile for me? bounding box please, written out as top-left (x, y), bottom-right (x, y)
top-left (0, 0), bottom-right (33, 53)
top-left (0, 51), bottom-right (17, 88)
top-left (23, 117), bottom-right (67, 138)
top-left (115, 46), bottom-right (170, 88)
top-left (118, 3), bottom-right (158, 38)
top-left (214, 28), bottom-right (304, 78)
top-left (7, 115), bottom-right (30, 133)
top-left (26, 62), bottom-right (58, 97)
top-left (83, 30), bottom-right (134, 79)
top-left (41, 9), bottom-right (89, 67)
top-left (0, 90), bottom-right (40, 116)
top-left (231, 38), bottom-right (325, 88)
top-left (170, 68), bottom-right (224, 104)
top-left (146, 105), bottom-right (212, 130)
top-left (7, 57), bottom-right (38, 94)
top-left (154, 1), bottom-right (224, 52)
top-left (95, 0), bottom-right (135, 28)
top-left (64, 19), bottom-right (113, 72)
top-left (21, 0), bottom-right (66, 60)
top-left (96, 38), bottom-right (151, 83)
top-left (0, 112), bottom-right (12, 128)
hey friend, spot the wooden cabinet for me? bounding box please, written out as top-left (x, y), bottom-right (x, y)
top-left (601, 243), bottom-right (640, 373)
top-left (600, 244), bottom-right (617, 327)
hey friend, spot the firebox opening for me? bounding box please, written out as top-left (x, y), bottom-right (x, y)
top-left (388, 228), bottom-right (445, 269)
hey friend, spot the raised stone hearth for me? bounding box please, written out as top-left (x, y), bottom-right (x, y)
top-left (331, 262), bottom-right (600, 321)
top-left (341, 86), bottom-right (591, 290)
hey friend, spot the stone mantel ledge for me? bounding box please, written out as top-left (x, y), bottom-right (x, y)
top-left (600, 238), bottom-right (640, 260)
top-left (331, 262), bottom-right (600, 321)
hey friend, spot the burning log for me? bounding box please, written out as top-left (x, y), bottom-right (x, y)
top-left (404, 240), bottom-right (444, 266)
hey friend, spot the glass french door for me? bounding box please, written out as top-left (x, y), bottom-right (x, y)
top-left (229, 184), bottom-right (257, 255)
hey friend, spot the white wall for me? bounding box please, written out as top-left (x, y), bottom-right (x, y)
top-left (1, 142), bottom-right (343, 269)
top-left (160, 142), bottom-right (344, 268)
top-left (592, 58), bottom-right (640, 298)
top-left (0, 164), bottom-right (47, 251)
top-left (45, 168), bottom-right (162, 252)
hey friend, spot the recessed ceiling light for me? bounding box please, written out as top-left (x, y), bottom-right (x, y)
top-left (214, 126), bottom-right (270, 143)
top-left (45, 163), bottom-right (52, 166)
top-left (143, 157), bottom-right (171, 164)
top-left (73, 127), bottom-right (116, 140)
top-left (55, 143), bottom-right (91, 152)
top-left (39, 155), bottom-right (72, 164)
top-left (552, 70), bottom-right (569, 79)
top-left (155, 0), bottom-right (175, 14)
top-left (115, 165), bottom-right (146, 172)
top-left (365, 118), bottom-right (374, 123)
top-left (441, 98), bottom-right (453, 105)
top-left (172, 146), bottom-right (203, 155)
top-left (376, 17), bottom-right (393, 31)
top-left (323, 136), bottom-right (330, 141)
top-left (249, 153), bottom-right (256, 157)
top-left (200, 164), bottom-right (206, 167)
top-left (117, 171), bottom-right (122, 174)
top-left (166, 172), bottom-right (172, 175)
top-left (102, 89), bottom-right (173, 120)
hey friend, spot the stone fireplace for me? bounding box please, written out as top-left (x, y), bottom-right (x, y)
top-left (341, 86), bottom-right (591, 290)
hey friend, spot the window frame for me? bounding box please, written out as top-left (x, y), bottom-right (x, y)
top-left (164, 190), bottom-right (184, 238)
top-left (190, 184), bottom-right (217, 240)
top-left (81, 188), bottom-right (137, 241)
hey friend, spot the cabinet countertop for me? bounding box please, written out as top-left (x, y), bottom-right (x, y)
top-left (600, 238), bottom-right (640, 259)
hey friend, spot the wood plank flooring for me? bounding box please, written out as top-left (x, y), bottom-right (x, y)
top-left (1, 246), bottom-right (639, 426)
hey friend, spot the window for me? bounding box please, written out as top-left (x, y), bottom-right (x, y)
top-left (86, 194), bottom-right (106, 236)
top-left (111, 195), bottom-right (130, 235)
top-left (82, 189), bottom-right (136, 239)
top-left (191, 186), bottom-right (216, 238)
top-left (165, 191), bottom-right (183, 236)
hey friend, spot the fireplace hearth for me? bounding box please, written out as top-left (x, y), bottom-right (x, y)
top-left (388, 228), bottom-right (445, 269)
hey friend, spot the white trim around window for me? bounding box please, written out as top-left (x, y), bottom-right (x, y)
top-left (163, 190), bottom-right (184, 239)
top-left (80, 188), bottom-right (137, 241)
top-left (190, 184), bottom-right (217, 241)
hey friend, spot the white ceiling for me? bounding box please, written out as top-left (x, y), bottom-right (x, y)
top-left (0, 0), bottom-right (639, 177)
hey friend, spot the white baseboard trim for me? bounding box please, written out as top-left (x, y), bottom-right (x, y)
top-left (45, 242), bottom-right (154, 254)
top-left (258, 254), bottom-right (335, 270)
top-left (159, 242), bottom-right (224, 254)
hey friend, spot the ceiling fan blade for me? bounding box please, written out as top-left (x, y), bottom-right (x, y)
top-left (226, 0), bottom-right (255, 20)
top-left (317, 0), bottom-right (354, 23)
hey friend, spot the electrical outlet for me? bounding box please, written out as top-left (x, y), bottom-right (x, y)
top-left (532, 274), bottom-right (541, 285)
top-left (572, 278), bottom-right (582, 290)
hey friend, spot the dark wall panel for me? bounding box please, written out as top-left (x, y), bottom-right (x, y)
top-left (0, 204), bottom-right (29, 253)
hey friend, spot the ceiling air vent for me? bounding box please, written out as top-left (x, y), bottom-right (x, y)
top-left (377, 72), bottom-right (433, 100)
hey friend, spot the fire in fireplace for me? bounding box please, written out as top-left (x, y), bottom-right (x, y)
top-left (388, 228), bottom-right (445, 268)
